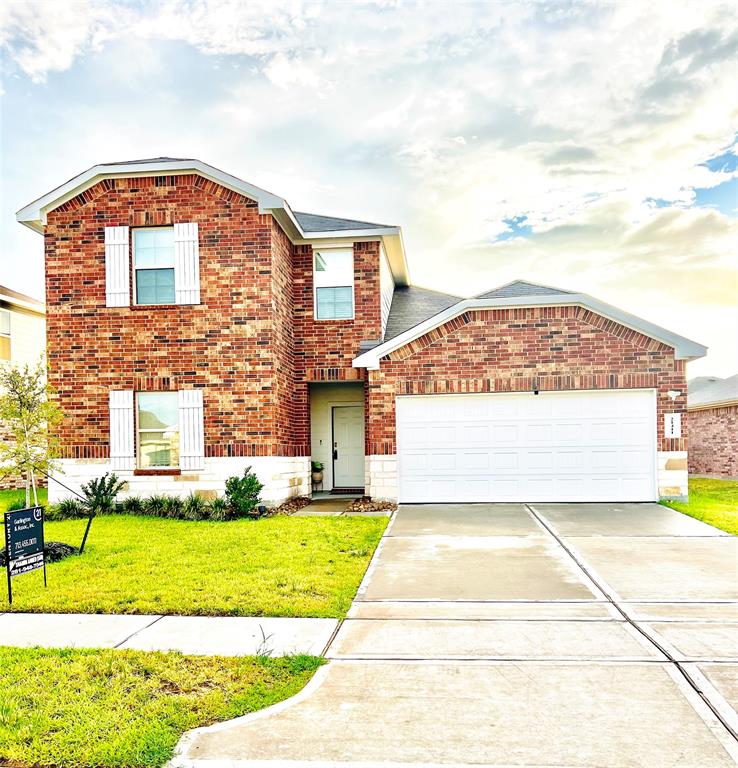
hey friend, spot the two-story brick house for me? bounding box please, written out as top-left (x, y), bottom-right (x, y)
top-left (17, 158), bottom-right (705, 504)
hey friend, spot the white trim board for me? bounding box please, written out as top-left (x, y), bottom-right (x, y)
top-left (353, 293), bottom-right (707, 369)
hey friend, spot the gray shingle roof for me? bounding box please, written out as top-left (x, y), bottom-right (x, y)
top-left (294, 211), bottom-right (394, 232)
top-left (476, 280), bottom-right (573, 299)
top-left (688, 374), bottom-right (738, 408)
top-left (99, 157), bottom-right (193, 166)
top-left (384, 286), bottom-right (462, 342)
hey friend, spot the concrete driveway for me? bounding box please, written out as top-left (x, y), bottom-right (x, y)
top-left (172, 503), bottom-right (738, 767)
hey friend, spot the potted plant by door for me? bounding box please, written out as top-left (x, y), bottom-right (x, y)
top-left (311, 461), bottom-right (324, 485)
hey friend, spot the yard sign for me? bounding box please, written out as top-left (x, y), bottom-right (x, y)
top-left (4, 506), bottom-right (46, 604)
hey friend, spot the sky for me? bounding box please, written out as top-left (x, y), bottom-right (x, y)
top-left (1, 0), bottom-right (736, 377)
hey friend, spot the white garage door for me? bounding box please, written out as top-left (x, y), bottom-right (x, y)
top-left (396, 389), bottom-right (657, 503)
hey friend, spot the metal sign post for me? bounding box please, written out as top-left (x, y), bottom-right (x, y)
top-left (4, 506), bottom-right (46, 605)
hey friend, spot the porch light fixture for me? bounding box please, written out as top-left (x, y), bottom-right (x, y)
top-left (666, 390), bottom-right (682, 401)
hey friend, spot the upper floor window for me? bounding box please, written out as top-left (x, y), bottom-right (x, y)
top-left (133, 228), bottom-right (175, 305)
top-left (137, 391), bottom-right (179, 468)
top-left (314, 250), bottom-right (354, 320)
top-left (0, 309), bottom-right (10, 360)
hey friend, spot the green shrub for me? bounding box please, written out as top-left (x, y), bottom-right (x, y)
top-left (225, 467), bottom-right (264, 518)
top-left (120, 495), bottom-right (145, 515)
top-left (80, 473), bottom-right (125, 517)
top-left (56, 498), bottom-right (86, 519)
top-left (207, 496), bottom-right (232, 522)
top-left (144, 494), bottom-right (168, 517)
top-left (162, 495), bottom-right (184, 519)
top-left (7, 498), bottom-right (27, 512)
top-left (183, 493), bottom-right (208, 521)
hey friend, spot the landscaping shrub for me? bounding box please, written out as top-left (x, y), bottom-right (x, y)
top-left (208, 496), bottom-right (231, 521)
top-left (120, 495), bottom-right (145, 515)
top-left (183, 493), bottom-right (208, 521)
top-left (162, 495), bottom-right (184, 519)
top-left (143, 494), bottom-right (168, 517)
top-left (79, 472), bottom-right (126, 553)
top-left (225, 467), bottom-right (264, 517)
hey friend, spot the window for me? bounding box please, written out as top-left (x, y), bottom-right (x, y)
top-left (0, 309), bottom-right (10, 360)
top-left (137, 392), bottom-right (179, 468)
top-left (313, 250), bottom-right (354, 319)
top-left (134, 228), bottom-right (175, 305)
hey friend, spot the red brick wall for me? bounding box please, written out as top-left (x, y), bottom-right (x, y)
top-left (366, 306), bottom-right (687, 455)
top-left (45, 174), bottom-right (304, 459)
top-left (290, 240), bottom-right (381, 449)
top-left (688, 405), bottom-right (738, 477)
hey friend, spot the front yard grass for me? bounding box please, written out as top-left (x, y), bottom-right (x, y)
top-left (0, 646), bottom-right (322, 768)
top-left (662, 477), bottom-right (738, 535)
top-left (0, 514), bottom-right (387, 617)
top-left (0, 486), bottom-right (48, 512)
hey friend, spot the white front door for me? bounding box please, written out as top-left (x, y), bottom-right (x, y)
top-left (333, 406), bottom-right (365, 488)
top-left (396, 390), bottom-right (657, 503)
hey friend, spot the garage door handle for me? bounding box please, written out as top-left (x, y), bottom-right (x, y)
top-left (333, 449), bottom-right (338, 460)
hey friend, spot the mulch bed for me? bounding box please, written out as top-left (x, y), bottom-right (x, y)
top-left (0, 541), bottom-right (79, 567)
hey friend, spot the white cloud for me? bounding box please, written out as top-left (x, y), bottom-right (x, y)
top-left (1, 0), bottom-right (736, 374)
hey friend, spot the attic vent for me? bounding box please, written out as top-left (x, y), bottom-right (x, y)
top-left (155, 175), bottom-right (173, 187)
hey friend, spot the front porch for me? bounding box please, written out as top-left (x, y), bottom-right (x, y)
top-left (309, 382), bottom-right (366, 494)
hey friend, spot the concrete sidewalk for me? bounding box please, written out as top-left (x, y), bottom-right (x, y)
top-left (0, 612), bottom-right (337, 657)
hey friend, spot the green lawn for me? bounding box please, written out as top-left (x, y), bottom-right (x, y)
top-left (0, 646), bottom-right (322, 768)
top-left (662, 478), bottom-right (738, 535)
top-left (0, 514), bottom-right (386, 617)
top-left (0, 486), bottom-right (48, 512)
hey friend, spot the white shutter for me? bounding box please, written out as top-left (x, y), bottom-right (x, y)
top-left (179, 389), bottom-right (204, 471)
top-left (174, 222), bottom-right (200, 305)
top-left (105, 226), bottom-right (130, 307)
top-left (109, 390), bottom-right (135, 471)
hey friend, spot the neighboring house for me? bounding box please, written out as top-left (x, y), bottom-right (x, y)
top-left (687, 374), bottom-right (738, 478)
top-left (17, 158), bottom-right (705, 505)
top-left (0, 285), bottom-right (46, 490)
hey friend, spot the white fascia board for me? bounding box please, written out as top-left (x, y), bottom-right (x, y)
top-left (353, 293), bottom-right (707, 369)
top-left (688, 398), bottom-right (738, 411)
top-left (0, 293), bottom-right (45, 314)
top-left (16, 159), bottom-right (287, 232)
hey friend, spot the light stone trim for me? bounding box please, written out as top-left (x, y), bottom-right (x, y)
top-left (48, 456), bottom-right (310, 506)
top-left (365, 454), bottom-right (398, 502)
top-left (657, 451), bottom-right (689, 500)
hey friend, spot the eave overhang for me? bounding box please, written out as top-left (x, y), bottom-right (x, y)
top-left (16, 159), bottom-right (410, 285)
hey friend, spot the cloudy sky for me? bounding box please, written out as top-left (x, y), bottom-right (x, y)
top-left (1, 0), bottom-right (736, 375)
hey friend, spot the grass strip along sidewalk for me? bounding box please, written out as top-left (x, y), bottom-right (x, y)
top-left (0, 647), bottom-right (322, 768)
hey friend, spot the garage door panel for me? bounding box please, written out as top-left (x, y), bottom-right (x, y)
top-left (396, 390), bottom-right (657, 503)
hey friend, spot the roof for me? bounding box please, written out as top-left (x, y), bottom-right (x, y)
top-left (0, 284), bottom-right (44, 313)
top-left (476, 280), bottom-right (573, 299)
top-left (353, 279), bottom-right (707, 369)
top-left (16, 158), bottom-right (410, 285)
top-left (294, 211), bottom-right (394, 233)
top-left (384, 286), bottom-right (461, 342)
top-left (688, 374), bottom-right (738, 409)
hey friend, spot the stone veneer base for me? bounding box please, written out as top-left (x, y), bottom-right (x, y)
top-left (48, 456), bottom-right (310, 506)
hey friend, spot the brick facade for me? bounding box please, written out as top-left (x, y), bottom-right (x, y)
top-left (365, 306), bottom-right (687, 456)
top-left (688, 405), bottom-right (738, 477)
top-left (44, 174), bottom-right (382, 472)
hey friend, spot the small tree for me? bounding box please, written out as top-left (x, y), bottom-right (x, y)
top-left (78, 472), bottom-right (125, 553)
top-left (0, 358), bottom-right (62, 508)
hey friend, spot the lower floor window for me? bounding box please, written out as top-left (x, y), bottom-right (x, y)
top-left (137, 392), bottom-right (179, 468)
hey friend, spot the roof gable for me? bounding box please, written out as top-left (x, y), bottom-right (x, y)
top-left (294, 211), bottom-right (394, 233)
top-left (476, 280), bottom-right (573, 299)
top-left (384, 286), bottom-right (461, 342)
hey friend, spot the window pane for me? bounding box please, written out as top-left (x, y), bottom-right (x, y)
top-left (138, 392), bottom-right (178, 429)
top-left (316, 286), bottom-right (353, 319)
top-left (136, 268), bottom-right (175, 304)
top-left (134, 228), bottom-right (175, 269)
top-left (138, 392), bottom-right (179, 468)
top-left (139, 431), bottom-right (180, 468)
top-left (0, 310), bottom-right (9, 336)
top-left (313, 250), bottom-right (353, 288)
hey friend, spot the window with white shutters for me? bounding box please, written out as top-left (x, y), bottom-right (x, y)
top-left (109, 390), bottom-right (135, 470)
top-left (105, 226), bottom-right (130, 307)
top-left (178, 389), bottom-right (204, 471)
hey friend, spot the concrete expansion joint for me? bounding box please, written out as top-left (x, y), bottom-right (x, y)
top-left (525, 503), bottom-right (738, 745)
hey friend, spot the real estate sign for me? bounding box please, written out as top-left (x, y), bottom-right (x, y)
top-left (4, 506), bottom-right (46, 604)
